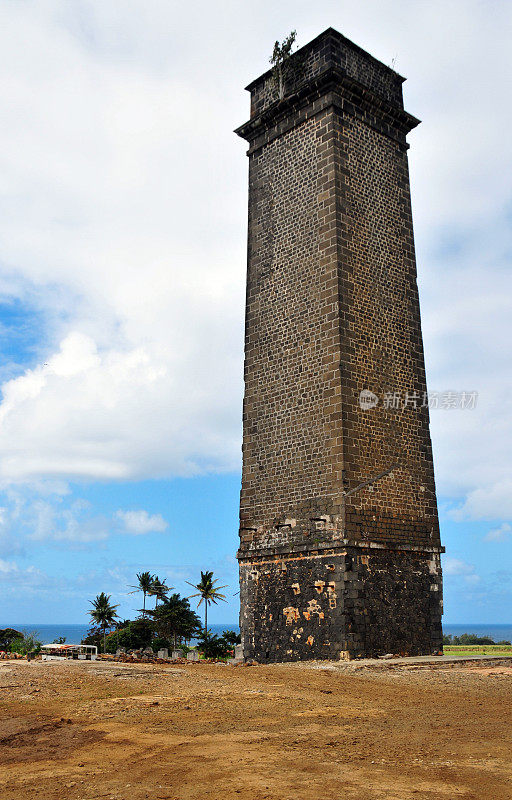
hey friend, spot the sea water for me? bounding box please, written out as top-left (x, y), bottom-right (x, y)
top-left (442, 623), bottom-right (512, 642)
top-left (1, 622), bottom-right (240, 645)
top-left (3, 622), bottom-right (511, 646)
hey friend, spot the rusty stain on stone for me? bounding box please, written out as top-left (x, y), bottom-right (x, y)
top-left (306, 598), bottom-right (325, 620)
top-left (283, 607), bottom-right (300, 625)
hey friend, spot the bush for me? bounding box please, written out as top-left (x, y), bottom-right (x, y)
top-left (443, 632), bottom-right (510, 646)
top-left (197, 632), bottom-right (233, 659)
top-left (151, 636), bottom-right (173, 653)
top-left (82, 625), bottom-right (103, 650)
top-left (0, 628), bottom-right (24, 650)
top-left (146, 594), bottom-right (201, 646)
top-left (458, 634), bottom-right (494, 645)
top-left (104, 630), bottom-right (122, 654)
top-left (222, 629), bottom-right (241, 646)
top-left (104, 620), bottom-right (154, 653)
top-left (9, 632), bottom-right (42, 655)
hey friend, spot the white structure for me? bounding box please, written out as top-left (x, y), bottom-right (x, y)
top-left (41, 644), bottom-right (97, 661)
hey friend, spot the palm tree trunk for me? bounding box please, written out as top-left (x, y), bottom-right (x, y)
top-left (205, 602), bottom-right (208, 637)
top-left (103, 625), bottom-right (106, 654)
top-left (143, 592), bottom-right (146, 618)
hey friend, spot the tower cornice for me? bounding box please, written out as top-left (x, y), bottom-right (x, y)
top-left (235, 65), bottom-right (419, 151)
top-left (244, 27), bottom-right (407, 95)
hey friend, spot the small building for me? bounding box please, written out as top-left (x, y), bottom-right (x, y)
top-left (40, 643), bottom-right (97, 661)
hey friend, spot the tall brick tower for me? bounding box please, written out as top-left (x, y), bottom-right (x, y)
top-left (236, 28), bottom-right (443, 661)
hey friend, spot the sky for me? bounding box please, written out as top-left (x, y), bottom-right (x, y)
top-left (0, 0), bottom-right (511, 627)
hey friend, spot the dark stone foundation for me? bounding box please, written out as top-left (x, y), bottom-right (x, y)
top-left (239, 542), bottom-right (442, 662)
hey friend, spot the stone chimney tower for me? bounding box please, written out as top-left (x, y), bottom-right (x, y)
top-left (236, 28), bottom-right (443, 661)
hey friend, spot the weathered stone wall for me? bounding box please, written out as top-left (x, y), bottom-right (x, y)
top-left (248, 28), bottom-right (405, 118)
top-left (339, 115), bottom-right (439, 546)
top-left (344, 546), bottom-right (443, 657)
top-left (240, 109), bottom-right (344, 550)
top-left (236, 28), bottom-right (443, 662)
top-left (239, 548), bottom-right (346, 662)
top-left (239, 543), bottom-right (443, 662)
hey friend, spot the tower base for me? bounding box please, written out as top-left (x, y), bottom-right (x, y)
top-left (238, 540), bottom-right (444, 662)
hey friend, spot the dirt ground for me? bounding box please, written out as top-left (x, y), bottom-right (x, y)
top-left (1, 658), bottom-right (511, 800)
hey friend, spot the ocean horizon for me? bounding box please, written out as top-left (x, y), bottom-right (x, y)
top-left (1, 622), bottom-right (240, 645)
top-left (2, 622), bottom-right (511, 646)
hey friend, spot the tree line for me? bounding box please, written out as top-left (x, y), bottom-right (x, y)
top-left (85, 569), bottom-right (240, 659)
top-left (443, 633), bottom-right (511, 646)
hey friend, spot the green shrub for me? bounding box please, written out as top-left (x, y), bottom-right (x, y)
top-left (82, 625), bottom-right (104, 650)
top-left (197, 632), bottom-right (233, 659)
top-left (151, 636), bottom-right (173, 653)
top-left (222, 629), bottom-right (241, 646)
top-left (104, 619), bottom-right (154, 653)
top-left (9, 632), bottom-right (42, 655)
top-left (443, 632), bottom-right (510, 646)
top-left (0, 628), bottom-right (24, 650)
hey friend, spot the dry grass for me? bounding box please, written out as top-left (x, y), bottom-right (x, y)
top-left (444, 644), bottom-right (512, 657)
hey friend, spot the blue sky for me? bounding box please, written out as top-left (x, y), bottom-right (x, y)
top-left (0, 0), bottom-right (511, 627)
top-left (1, 475), bottom-right (241, 624)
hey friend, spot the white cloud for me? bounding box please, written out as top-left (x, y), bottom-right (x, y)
top-left (463, 574), bottom-right (482, 587)
top-left (443, 556), bottom-right (481, 585)
top-left (0, 501), bottom-right (25, 558)
top-left (0, 558), bottom-right (47, 588)
top-left (449, 481), bottom-right (512, 523)
top-left (0, 0), bottom-right (508, 528)
top-left (443, 557), bottom-right (474, 576)
top-left (0, 1), bottom-right (245, 483)
top-left (27, 498), bottom-right (111, 543)
top-left (0, 488), bottom-right (168, 545)
top-left (116, 509), bottom-right (168, 535)
top-left (0, 330), bottom-right (240, 481)
top-left (484, 523), bottom-right (512, 543)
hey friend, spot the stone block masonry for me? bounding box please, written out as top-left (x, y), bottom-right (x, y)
top-left (236, 28), bottom-right (444, 662)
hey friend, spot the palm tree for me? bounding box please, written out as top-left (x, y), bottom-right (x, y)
top-left (149, 576), bottom-right (171, 609)
top-left (146, 593), bottom-right (201, 649)
top-left (187, 571), bottom-right (227, 635)
top-left (88, 592), bottom-right (119, 653)
top-left (129, 571), bottom-right (155, 618)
